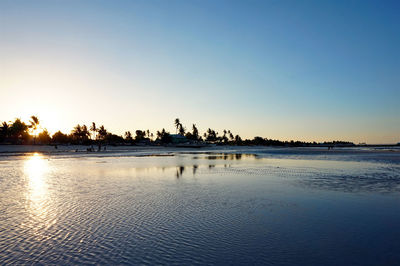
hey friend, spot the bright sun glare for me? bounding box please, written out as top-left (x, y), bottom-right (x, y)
top-left (24, 153), bottom-right (49, 201)
top-left (30, 128), bottom-right (44, 136)
top-left (23, 152), bottom-right (56, 232)
top-left (20, 111), bottom-right (63, 136)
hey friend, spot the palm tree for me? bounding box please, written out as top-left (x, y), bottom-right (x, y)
top-left (222, 129), bottom-right (228, 143)
top-left (157, 128), bottom-right (171, 143)
top-left (124, 131), bottom-right (133, 142)
top-left (52, 131), bottom-right (69, 144)
top-left (29, 116), bottom-right (40, 131)
top-left (174, 118), bottom-right (180, 134)
top-left (205, 128), bottom-right (218, 142)
top-left (135, 130), bottom-right (146, 141)
top-left (0, 121), bottom-right (10, 142)
top-left (229, 132), bottom-right (234, 141)
top-left (73, 124), bottom-right (82, 135)
top-left (10, 118), bottom-right (29, 144)
top-left (72, 124), bottom-right (82, 143)
top-left (178, 124), bottom-right (185, 136)
top-left (98, 125), bottom-right (107, 140)
top-left (235, 135), bottom-right (242, 144)
top-left (37, 129), bottom-right (51, 144)
top-left (81, 125), bottom-right (90, 142)
top-left (90, 122), bottom-right (97, 141)
top-left (1, 121), bottom-right (9, 131)
top-left (192, 124), bottom-right (199, 140)
top-left (29, 115), bottom-right (40, 144)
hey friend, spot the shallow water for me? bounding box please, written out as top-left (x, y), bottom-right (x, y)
top-left (1, 149), bottom-right (400, 265)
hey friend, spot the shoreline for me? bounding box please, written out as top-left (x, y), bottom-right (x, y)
top-left (1, 144), bottom-right (399, 153)
top-left (1, 145), bottom-right (399, 164)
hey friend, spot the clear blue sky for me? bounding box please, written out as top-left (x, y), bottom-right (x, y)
top-left (1, 0), bottom-right (399, 143)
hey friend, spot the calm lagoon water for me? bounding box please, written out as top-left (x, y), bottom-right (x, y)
top-left (1, 148), bottom-right (400, 265)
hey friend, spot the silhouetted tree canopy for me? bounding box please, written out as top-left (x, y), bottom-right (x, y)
top-left (157, 128), bottom-right (172, 143)
top-left (125, 131), bottom-right (133, 142)
top-left (10, 119), bottom-right (29, 144)
top-left (52, 131), bottom-right (69, 144)
top-left (37, 130), bottom-right (51, 144)
top-left (0, 116), bottom-right (357, 147)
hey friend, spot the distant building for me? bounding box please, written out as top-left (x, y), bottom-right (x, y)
top-left (170, 134), bottom-right (188, 144)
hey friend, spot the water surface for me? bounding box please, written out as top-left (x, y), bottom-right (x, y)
top-left (1, 148), bottom-right (400, 265)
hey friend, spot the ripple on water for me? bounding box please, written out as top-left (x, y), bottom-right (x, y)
top-left (1, 153), bottom-right (400, 264)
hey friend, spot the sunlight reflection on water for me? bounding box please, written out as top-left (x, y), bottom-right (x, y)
top-left (0, 150), bottom-right (399, 265)
top-left (24, 153), bottom-right (48, 195)
top-left (23, 153), bottom-right (57, 233)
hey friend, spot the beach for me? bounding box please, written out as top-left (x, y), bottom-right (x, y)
top-left (1, 146), bottom-right (400, 265)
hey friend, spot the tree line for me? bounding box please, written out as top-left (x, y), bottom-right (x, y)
top-left (0, 116), bottom-right (355, 146)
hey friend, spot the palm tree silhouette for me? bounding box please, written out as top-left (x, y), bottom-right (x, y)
top-left (174, 118), bottom-right (180, 134)
top-left (223, 129), bottom-right (227, 143)
top-left (29, 116), bottom-right (40, 144)
top-left (124, 131), bottom-right (133, 142)
top-left (229, 132), bottom-right (234, 141)
top-left (72, 124), bottom-right (82, 143)
top-left (192, 124), bottom-right (199, 140)
top-left (178, 124), bottom-right (185, 136)
top-left (0, 121), bottom-right (10, 142)
top-left (98, 125), bottom-right (107, 140)
top-left (81, 125), bottom-right (89, 142)
top-left (90, 122), bottom-right (97, 141)
top-left (10, 119), bottom-right (29, 144)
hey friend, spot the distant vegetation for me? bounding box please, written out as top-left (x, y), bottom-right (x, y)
top-left (0, 116), bottom-right (356, 147)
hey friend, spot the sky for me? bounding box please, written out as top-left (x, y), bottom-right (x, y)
top-left (1, 0), bottom-right (399, 144)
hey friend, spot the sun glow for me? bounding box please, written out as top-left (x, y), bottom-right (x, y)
top-left (37, 113), bottom-right (63, 135)
top-left (30, 127), bottom-right (44, 137)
